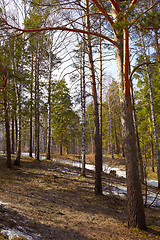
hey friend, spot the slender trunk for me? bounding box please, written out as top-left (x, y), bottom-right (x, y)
top-left (14, 89), bottom-right (21, 166)
top-left (14, 57), bottom-right (23, 166)
top-left (2, 73), bottom-right (12, 168)
top-left (108, 96), bottom-right (114, 159)
top-left (14, 43), bottom-right (24, 166)
top-left (10, 38), bottom-right (17, 155)
top-left (113, 112), bottom-right (120, 154)
top-left (11, 117), bottom-right (15, 154)
top-left (130, 76), bottom-right (144, 183)
top-left (139, 30), bottom-right (160, 188)
top-left (60, 143), bottom-right (62, 155)
top-left (85, 0), bottom-right (102, 195)
top-left (149, 115), bottom-right (155, 172)
top-left (99, 16), bottom-right (103, 167)
top-left (86, 107), bottom-right (94, 154)
top-left (29, 52), bottom-right (33, 158)
top-left (15, 116), bottom-right (18, 151)
top-left (47, 51), bottom-right (52, 160)
top-left (81, 41), bottom-right (86, 177)
top-left (35, 41), bottom-right (40, 161)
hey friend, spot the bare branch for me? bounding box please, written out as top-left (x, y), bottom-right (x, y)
top-left (5, 22), bottom-right (117, 46)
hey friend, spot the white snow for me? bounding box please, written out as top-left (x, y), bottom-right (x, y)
top-left (0, 201), bottom-right (9, 206)
top-left (18, 153), bottom-right (160, 208)
top-left (103, 164), bottom-right (126, 178)
top-left (147, 179), bottom-right (158, 188)
top-left (1, 228), bottom-right (34, 240)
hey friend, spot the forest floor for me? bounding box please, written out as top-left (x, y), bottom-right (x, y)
top-left (0, 154), bottom-right (160, 240)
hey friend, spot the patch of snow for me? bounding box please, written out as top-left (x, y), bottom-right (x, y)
top-left (1, 228), bottom-right (34, 240)
top-left (103, 184), bottom-right (127, 197)
top-left (147, 179), bottom-right (158, 188)
top-left (21, 152), bottom-right (160, 208)
top-left (0, 201), bottom-right (9, 206)
top-left (103, 164), bottom-right (126, 178)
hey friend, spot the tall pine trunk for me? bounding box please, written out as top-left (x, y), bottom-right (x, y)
top-left (47, 51), bottom-right (52, 160)
top-left (29, 52), bottom-right (34, 158)
top-left (99, 16), bottom-right (103, 168)
top-left (35, 40), bottom-right (40, 161)
top-left (108, 96), bottom-right (114, 159)
top-left (81, 41), bottom-right (86, 177)
top-left (119, 28), bottom-right (146, 229)
top-left (112, 2), bottom-right (146, 226)
top-left (85, 0), bottom-right (102, 195)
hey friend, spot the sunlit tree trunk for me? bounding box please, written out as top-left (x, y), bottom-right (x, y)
top-left (121, 28), bottom-right (146, 229)
top-left (112, 3), bottom-right (146, 227)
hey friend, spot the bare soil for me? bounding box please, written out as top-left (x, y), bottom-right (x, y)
top-left (0, 154), bottom-right (160, 240)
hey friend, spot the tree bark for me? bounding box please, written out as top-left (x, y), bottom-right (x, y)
top-left (86, 107), bottom-right (94, 154)
top-left (108, 96), bottom-right (114, 159)
top-left (81, 40), bottom-right (86, 177)
top-left (85, 0), bottom-right (102, 195)
top-left (112, 2), bottom-right (146, 226)
top-left (35, 40), bottom-right (40, 161)
top-left (14, 85), bottom-right (22, 166)
top-left (11, 117), bottom-right (15, 154)
top-left (29, 52), bottom-right (33, 158)
top-left (2, 72), bottom-right (12, 168)
top-left (99, 16), bottom-right (103, 168)
top-left (113, 112), bottom-right (120, 154)
top-left (47, 51), bottom-right (52, 160)
top-left (130, 77), bottom-right (144, 183)
top-left (121, 28), bottom-right (146, 229)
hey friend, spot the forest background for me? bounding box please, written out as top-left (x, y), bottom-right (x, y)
top-left (0, 0), bottom-right (160, 231)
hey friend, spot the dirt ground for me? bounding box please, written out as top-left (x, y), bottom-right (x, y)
top-left (0, 154), bottom-right (160, 240)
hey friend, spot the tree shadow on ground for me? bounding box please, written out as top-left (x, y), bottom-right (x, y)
top-left (0, 204), bottom-right (93, 240)
top-left (0, 156), bottom-right (160, 239)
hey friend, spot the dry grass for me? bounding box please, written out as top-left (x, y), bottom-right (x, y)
top-left (0, 154), bottom-right (160, 240)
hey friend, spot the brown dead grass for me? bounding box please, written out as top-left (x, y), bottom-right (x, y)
top-left (0, 154), bottom-right (160, 240)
